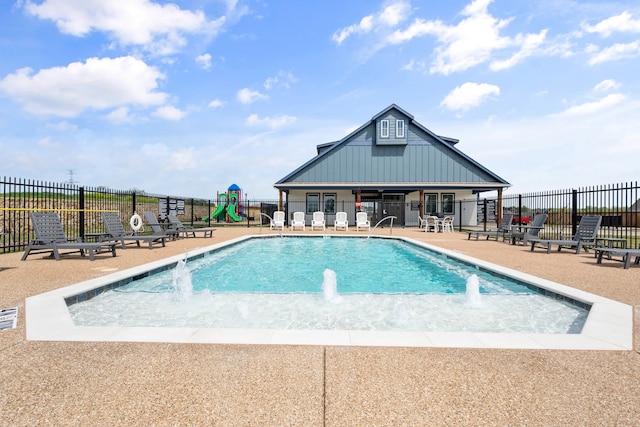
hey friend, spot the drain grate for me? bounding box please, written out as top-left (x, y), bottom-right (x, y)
top-left (0, 307), bottom-right (18, 331)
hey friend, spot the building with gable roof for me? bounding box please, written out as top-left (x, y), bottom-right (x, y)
top-left (274, 104), bottom-right (510, 227)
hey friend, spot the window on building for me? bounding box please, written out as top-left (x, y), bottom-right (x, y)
top-left (380, 119), bottom-right (389, 138)
top-left (306, 193), bottom-right (320, 214)
top-left (442, 193), bottom-right (455, 214)
top-left (396, 120), bottom-right (405, 138)
top-left (323, 193), bottom-right (336, 214)
top-left (424, 193), bottom-right (437, 215)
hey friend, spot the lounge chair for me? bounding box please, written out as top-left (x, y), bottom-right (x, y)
top-left (271, 211), bottom-right (285, 230)
top-left (594, 247), bottom-right (640, 269)
top-left (143, 211), bottom-right (181, 240)
top-left (334, 212), bottom-right (348, 231)
top-left (467, 214), bottom-right (514, 241)
top-left (529, 215), bottom-right (602, 254)
top-left (290, 211), bottom-right (305, 231)
top-left (311, 211), bottom-right (325, 231)
top-left (168, 213), bottom-right (215, 238)
top-left (594, 244), bottom-right (640, 269)
top-left (102, 211), bottom-right (167, 249)
top-left (355, 212), bottom-right (370, 231)
top-left (508, 213), bottom-right (548, 245)
top-left (21, 212), bottom-right (117, 261)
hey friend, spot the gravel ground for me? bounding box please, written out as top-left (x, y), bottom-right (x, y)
top-left (0, 226), bottom-right (639, 426)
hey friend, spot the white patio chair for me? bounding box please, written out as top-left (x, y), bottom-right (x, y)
top-left (311, 211), bottom-right (325, 231)
top-left (290, 211), bottom-right (305, 231)
top-left (334, 212), bottom-right (348, 231)
top-left (355, 212), bottom-right (370, 231)
top-left (441, 216), bottom-right (454, 233)
top-left (271, 211), bottom-right (285, 230)
top-left (424, 216), bottom-right (439, 232)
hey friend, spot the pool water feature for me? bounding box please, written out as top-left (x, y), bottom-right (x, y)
top-left (26, 235), bottom-right (633, 349)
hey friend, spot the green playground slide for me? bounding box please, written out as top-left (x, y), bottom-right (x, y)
top-left (227, 202), bottom-right (242, 221)
top-left (210, 203), bottom-right (226, 219)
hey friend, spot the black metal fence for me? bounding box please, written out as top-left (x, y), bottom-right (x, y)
top-left (1, 176), bottom-right (638, 254)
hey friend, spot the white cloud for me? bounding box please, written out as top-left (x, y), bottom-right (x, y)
top-left (237, 88), bottom-right (268, 104)
top-left (440, 82), bottom-right (500, 112)
top-left (490, 30), bottom-right (547, 71)
top-left (105, 106), bottom-right (135, 124)
top-left (23, 0), bottom-right (229, 56)
top-left (264, 70), bottom-right (297, 90)
top-left (208, 99), bottom-right (225, 108)
top-left (46, 121), bottom-right (78, 132)
top-left (153, 105), bottom-right (187, 120)
top-left (556, 93), bottom-right (628, 117)
top-left (332, 0), bottom-right (411, 45)
top-left (587, 41), bottom-right (640, 65)
top-left (167, 147), bottom-right (197, 171)
top-left (245, 114), bottom-right (296, 129)
top-left (594, 79), bottom-right (621, 92)
top-left (582, 11), bottom-right (640, 37)
top-left (0, 56), bottom-right (167, 117)
top-left (386, 0), bottom-right (552, 75)
top-left (196, 53), bottom-right (212, 70)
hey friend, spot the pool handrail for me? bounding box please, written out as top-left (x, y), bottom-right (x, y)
top-left (259, 213), bottom-right (283, 236)
top-left (370, 216), bottom-right (397, 237)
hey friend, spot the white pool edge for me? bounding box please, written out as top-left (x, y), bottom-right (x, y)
top-left (26, 234), bottom-right (633, 350)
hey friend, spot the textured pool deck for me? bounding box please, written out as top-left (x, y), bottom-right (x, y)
top-left (1, 226), bottom-right (640, 425)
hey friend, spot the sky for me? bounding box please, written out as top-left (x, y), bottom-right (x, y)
top-left (1, 0), bottom-right (639, 200)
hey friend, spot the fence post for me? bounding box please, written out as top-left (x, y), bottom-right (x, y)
top-left (79, 186), bottom-right (85, 240)
top-left (518, 194), bottom-right (523, 224)
top-left (132, 192), bottom-right (137, 217)
top-left (572, 189), bottom-right (578, 236)
top-left (190, 198), bottom-right (194, 226)
top-left (483, 199), bottom-right (488, 231)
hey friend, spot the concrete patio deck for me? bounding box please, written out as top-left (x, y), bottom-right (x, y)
top-left (1, 226), bottom-right (639, 426)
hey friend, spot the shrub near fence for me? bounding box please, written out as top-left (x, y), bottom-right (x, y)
top-left (1, 177), bottom-right (638, 254)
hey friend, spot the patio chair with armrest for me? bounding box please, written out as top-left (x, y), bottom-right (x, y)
top-left (290, 211), bottom-right (306, 231)
top-left (334, 212), bottom-right (348, 231)
top-left (356, 212), bottom-right (370, 231)
top-left (311, 211), bottom-right (326, 231)
top-left (424, 216), bottom-right (440, 233)
top-left (271, 211), bottom-right (285, 230)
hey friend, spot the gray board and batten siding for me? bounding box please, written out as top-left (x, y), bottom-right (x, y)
top-left (275, 104), bottom-right (509, 190)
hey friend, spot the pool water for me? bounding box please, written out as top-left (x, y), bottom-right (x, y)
top-left (68, 237), bottom-right (588, 333)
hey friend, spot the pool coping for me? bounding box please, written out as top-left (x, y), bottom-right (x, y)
top-left (25, 234), bottom-right (633, 350)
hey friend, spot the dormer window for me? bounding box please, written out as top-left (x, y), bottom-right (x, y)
top-left (380, 120), bottom-right (389, 138)
top-left (396, 120), bottom-right (405, 138)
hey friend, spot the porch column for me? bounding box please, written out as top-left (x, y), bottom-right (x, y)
top-left (279, 190), bottom-right (284, 211)
top-left (419, 189), bottom-right (424, 218)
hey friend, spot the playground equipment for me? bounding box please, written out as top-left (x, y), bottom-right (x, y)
top-left (203, 184), bottom-right (244, 222)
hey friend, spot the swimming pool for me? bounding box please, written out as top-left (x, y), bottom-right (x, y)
top-left (26, 235), bottom-right (632, 349)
